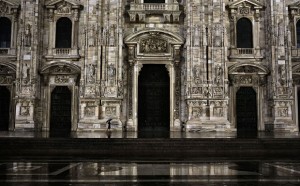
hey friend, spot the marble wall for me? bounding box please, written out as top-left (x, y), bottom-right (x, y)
top-left (0, 0), bottom-right (299, 132)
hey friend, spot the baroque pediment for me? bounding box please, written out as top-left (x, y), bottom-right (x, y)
top-left (125, 29), bottom-right (184, 45)
top-left (0, 64), bottom-right (16, 74)
top-left (46, 0), bottom-right (82, 9)
top-left (0, 0), bottom-right (20, 15)
top-left (288, 1), bottom-right (300, 17)
top-left (228, 0), bottom-right (264, 9)
top-left (40, 62), bottom-right (81, 75)
top-left (229, 63), bottom-right (269, 75)
top-left (292, 64), bottom-right (300, 74)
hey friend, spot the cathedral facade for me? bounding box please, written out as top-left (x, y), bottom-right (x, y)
top-left (0, 0), bottom-right (299, 133)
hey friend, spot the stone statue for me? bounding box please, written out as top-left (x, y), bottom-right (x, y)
top-left (108, 64), bottom-right (116, 79)
top-left (88, 25), bottom-right (96, 47)
top-left (24, 24), bottom-right (31, 47)
top-left (215, 66), bottom-right (223, 85)
top-left (22, 64), bottom-right (29, 79)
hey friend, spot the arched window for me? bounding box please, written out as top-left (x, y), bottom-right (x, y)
top-left (0, 17), bottom-right (12, 48)
top-left (55, 17), bottom-right (72, 48)
top-left (296, 20), bottom-right (300, 48)
top-left (144, 0), bottom-right (165, 3)
top-left (236, 18), bottom-right (253, 48)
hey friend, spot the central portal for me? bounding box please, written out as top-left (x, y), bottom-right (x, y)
top-left (138, 64), bottom-right (170, 134)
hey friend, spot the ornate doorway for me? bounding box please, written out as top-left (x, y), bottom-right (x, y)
top-left (236, 87), bottom-right (257, 136)
top-left (0, 86), bottom-right (10, 131)
top-left (138, 64), bottom-right (170, 133)
top-left (50, 86), bottom-right (72, 135)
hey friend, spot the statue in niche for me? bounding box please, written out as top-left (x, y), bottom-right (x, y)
top-left (24, 24), bottom-right (31, 47)
top-left (279, 65), bottom-right (286, 85)
top-left (213, 23), bottom-right (223, 47)
top-left (193, 65), bottom-right (201, 84)
top-left (88, 25), bottom-right (96, 47)
top-left (88, 64), bottom-right (95, 83)
top-left (194, 25), bottom-right (200, 46)
top-left (215, 66), bottom-right (223, 85)
top-left (108, 64), bottom-right (116, 79)
top-left (109, 25), bottom-right (116, 46)
top-left (108, 64), bottom-right (116, 86)
top-left (278, 20), bottom-right (284, 46)
top-left (22, 63), bottom-right (29, 79)
top-left (100, 80), bottom-right (106, 97)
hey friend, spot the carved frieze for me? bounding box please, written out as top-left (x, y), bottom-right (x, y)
top-left (0, 75), bottom-right (13, 84)
top-left (52, 66), bottom-right (72, 74)
top-left (140, 38), bottom-right (168, 53)
top-left (55, 75), bottom-right (69, 84)
top-left (85, 86), bottom-right (96, 96)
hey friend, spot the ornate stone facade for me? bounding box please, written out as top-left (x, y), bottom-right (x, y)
top-left (0, 0), bottom-right (300, 133)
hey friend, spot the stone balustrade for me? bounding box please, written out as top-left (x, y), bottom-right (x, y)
top-left (130, 3), bottom-right (179, 11)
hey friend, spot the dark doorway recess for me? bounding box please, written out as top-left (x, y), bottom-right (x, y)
top-left (50, 86), bottom-right (72, 137)
top-left (0, 86), bottom-right (10, 131)
top-left (298, 90), bottom-right (300, 130)
top-left (236, 87), bottom-right (257, 138)
top-left (138, 64), bottom-right (170, 137)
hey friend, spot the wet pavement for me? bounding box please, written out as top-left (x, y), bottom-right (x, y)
top-left (0, 130), bottom-right (299, 139)
top-left (0, 159), bottom-right (299, 185)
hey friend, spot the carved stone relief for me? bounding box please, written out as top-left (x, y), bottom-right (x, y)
top-left (140, 38), bottom-right (168, 53)
top-left (20, 101), bottom-right (31, 116)
top-left (55, 75), bottom-right (69, 84)
top-left (191, 107), bottom-right (203, 119)
top-left (56, 2), bottom-right (72, 14)
top-left (52, 66), bottom-right (72, 74)
top-left (105, 106), bottom-right (116, 117)
top-left (0, 75), bottom-right (13, 85)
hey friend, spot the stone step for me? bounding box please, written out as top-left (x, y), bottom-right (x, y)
top-left (0, 138), bottom-right (299, 160)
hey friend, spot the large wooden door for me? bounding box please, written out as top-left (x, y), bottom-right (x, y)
top-left (236, 87), bottom-right (257, 136)
top-left (0, 86), bottom-right (10, 131)
top-left (50, 86), bottom-right (72, 134)
top-left (138, 64), bottom-right (170, 133)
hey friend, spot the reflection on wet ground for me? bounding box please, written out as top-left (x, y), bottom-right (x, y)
top-left (0, 160), bottom-right (299, 185)
top-left (0, 130), bottom-right (299, 139)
